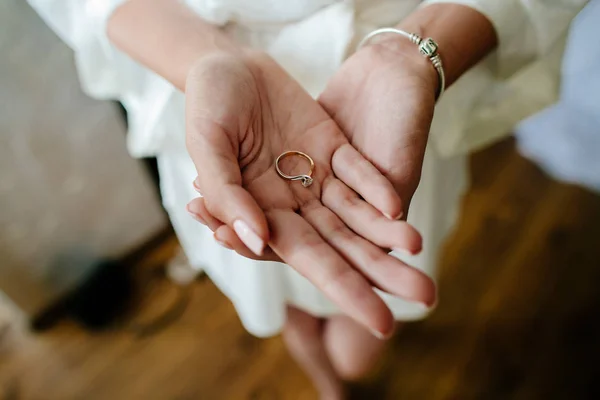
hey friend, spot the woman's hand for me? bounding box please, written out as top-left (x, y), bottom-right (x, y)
top-left (319, 3), bottom-right (498, 214)
top-left (185, 51), bottom-right (436, 337)
top-left (319, 37), bottom-right (439, 217)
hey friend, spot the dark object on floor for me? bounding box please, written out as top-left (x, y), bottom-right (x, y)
top-left (65, 259), bottom-right (134, 330)
top-left (31, 259), bottom-right (134, 332)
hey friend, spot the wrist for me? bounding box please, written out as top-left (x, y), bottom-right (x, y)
top-left (185, 48), bottom-right (270, 92)
top-left (372, 34), bottom-right (440, 95)
top-left (359, 35), bottom-right (439, 99)
top-left (395, 3), bottom-right (498, 87)
top-left (108, 0), bottom-right (243, 92)
top-left (186, 47), bottom-right (243, 87)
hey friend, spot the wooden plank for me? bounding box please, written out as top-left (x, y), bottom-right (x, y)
top-left (2, 139), bottom-right (600, 399)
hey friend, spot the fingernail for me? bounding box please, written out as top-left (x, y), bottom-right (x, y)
top-left (384, 211), bottom-right (403, 220)
top-left (186, 203), bottom-right (206, 225)
top-left (427, 286), bottom-right (439, 309)
top-left (233, 220), bottom-right (264, 256)
top-left (192, 177), bottom-right (202, 193)
top-left (214, 236), bottom-right (233, 250)
top-left (371, 329), bottom-right (393, 340)
top-left (393, 247), bottom-right (419, 257)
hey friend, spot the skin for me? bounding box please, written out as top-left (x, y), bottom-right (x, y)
top-left (108, 1), bottom-right (498, 398)
top-left (109, 0), bottom-right (435, 339)
top-left (184, 51), bottom-right (435, 338)
top-left (321, 4), bottom-right (498, 212)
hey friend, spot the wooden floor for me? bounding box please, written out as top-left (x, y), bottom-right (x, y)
top-left (2, 138), bottom-right (600, 400)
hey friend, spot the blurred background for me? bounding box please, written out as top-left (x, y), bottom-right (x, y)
top-left (1, 1), bottom-right (600, 399)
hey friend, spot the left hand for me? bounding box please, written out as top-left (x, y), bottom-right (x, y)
top-left (319, 36), bottom-right (439, 217)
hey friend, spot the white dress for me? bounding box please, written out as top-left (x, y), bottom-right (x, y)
top-left (28, 0), bottom-right (587, 337)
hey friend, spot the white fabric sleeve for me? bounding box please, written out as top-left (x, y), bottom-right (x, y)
top-left (25, 0), bottom-right (231, 99)
top-left (26, 0), bottom-right (174, 157)
top-left (26, 0), bottom-right (127, 99)
top-left (25, 1), bottom-right (234, 157)
top-left (422, 0), bottom-right (589, 78)
top-left (415, 0), bottom-right (589, 157)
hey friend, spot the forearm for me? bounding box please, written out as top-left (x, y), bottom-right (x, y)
top-left (379, 3), bottom-right (498, 89)
top-left (107, 0), bottom-right (239, 91)
top-left (400, 4), bottom-right (497, 86)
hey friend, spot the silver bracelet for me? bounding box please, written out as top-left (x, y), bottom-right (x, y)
top-left (357, 28), bottom-right (446, 99)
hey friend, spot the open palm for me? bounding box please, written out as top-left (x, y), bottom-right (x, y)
top-left (319, 41), bottom-right (438, 217)
top-left (185, 51), bottom-right (435, 335)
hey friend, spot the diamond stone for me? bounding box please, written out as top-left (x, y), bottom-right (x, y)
top-left (302, 177), bottom-right (313, 187)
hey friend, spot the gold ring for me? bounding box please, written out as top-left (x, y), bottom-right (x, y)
top-left (275, 151), bottom-right (315, 187)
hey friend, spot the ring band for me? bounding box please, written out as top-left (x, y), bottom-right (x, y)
top-left (275, 151), bottom-right (315, 187)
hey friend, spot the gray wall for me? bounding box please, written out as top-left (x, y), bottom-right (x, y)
top-left (0, 1), bottom-right (167, 315)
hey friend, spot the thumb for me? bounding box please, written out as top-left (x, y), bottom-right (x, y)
top-left (187, 118), bottom-right (268, 256)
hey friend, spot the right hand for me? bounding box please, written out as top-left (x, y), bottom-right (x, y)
top-left (184, 50), bottom-right (436, 337)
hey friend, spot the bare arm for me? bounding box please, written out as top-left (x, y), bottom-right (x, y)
top-left (107, 0), bottom-right (238, 91)
top-left (317, 3), bottom-right (499, 217)
top-left (107, 0), bottom-right (438, 335)
top-left (376, 3), bottom-right (498, 91)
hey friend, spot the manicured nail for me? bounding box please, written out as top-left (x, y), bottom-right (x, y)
top-left (192, 177), bottom-right (202, 193)
top-left (371, 329), bottom-right (393, 341)
top-left (427, 286), bottom-right (439, 309)
top-left (384, 211), bottom-right (403, 220)
top-left (371, 330), bottom-right (385, 340)
top-left (214, 236), bottom-right (233, 250)
top-left (186, 203), bottom-right (206, 225)
top-left (233, 220), bottom-right (264, 256)
top-left (393, 247), bottom-right (419, 257)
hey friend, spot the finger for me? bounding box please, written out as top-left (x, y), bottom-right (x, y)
top-left (214, 225), bottom-right (282, 262)
top-left (331, 144), bottom-right (402, 220)
top-left (186, 116), bottom-right (268, 256)
top-left (301, 202), bottom-right (436, 307)
top-left (267, 209), bottom-right (394, 338)
top-left (186, 197), bottom-right (224, 232)
top-left (184, 198), bottom-right (280, 261)
top-left (322, 178), bottom-right (422, 254)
